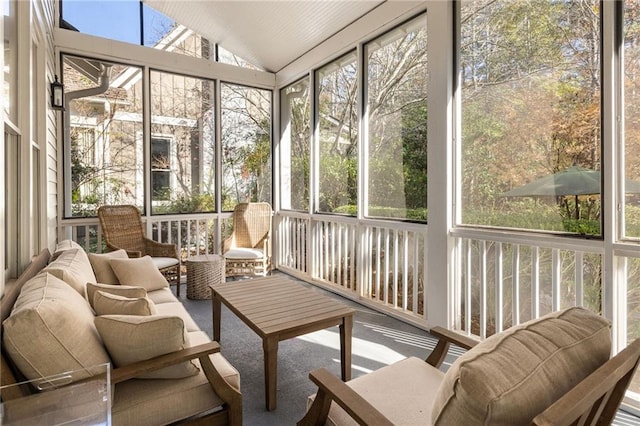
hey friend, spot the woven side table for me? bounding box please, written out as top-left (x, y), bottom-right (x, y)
top-left (186, 254), bottom-right (225, 300)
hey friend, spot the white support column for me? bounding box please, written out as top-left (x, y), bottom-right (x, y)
top-left (601, 1), bottom-right (621, 349)
top-left (426, 1), bottom-right (455, 328)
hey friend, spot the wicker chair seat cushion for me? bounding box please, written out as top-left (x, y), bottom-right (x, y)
top-left (224, 248), bottom-right (265, 259)
top-left (431, 307), bottom-right (611, 425)
top-left (152, 256), bottom-right (180, 269)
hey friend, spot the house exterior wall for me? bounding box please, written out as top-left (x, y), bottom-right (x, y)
top-left (1, 0), bottom-right (56, 294)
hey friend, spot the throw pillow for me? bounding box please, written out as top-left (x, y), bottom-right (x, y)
top-left (86, 282), bottom-right (147, 310)
top-left (88, 250), bottom-right (128, 284)
top-left (94, 315), bottom-right (199, 379)
top-left (93, 291), bottom-right (157, 316)
top-left (50, 239), bottom-right (84, 261)
top-left (431, 306), bottom-right (611, 425)
top-left (110, 256), bottom-right (168, 292)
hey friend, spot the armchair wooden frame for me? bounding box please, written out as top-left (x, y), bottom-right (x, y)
top-left (97, 205), bottom-right (181, 295)
top-left (1, 249), bottom-right (242, 426)
top-left (299, 326), bottom-right (640, 426)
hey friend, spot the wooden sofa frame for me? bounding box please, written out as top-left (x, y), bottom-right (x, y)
top-left (299, 326), bottom-right (640, 426)
top-left (0, 249), bottom-right (242, 426)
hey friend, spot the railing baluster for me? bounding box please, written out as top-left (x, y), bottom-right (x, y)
top-left (552, 248), bottom-right (561, 311)
top-left (532, 247), bottom-right (540, 319)
top-left (576, 251), bottom-right (584, 307)
top-left (480, 240), bottom-right (487, 339)
top-left (513, 244), bottom-right (520, 326)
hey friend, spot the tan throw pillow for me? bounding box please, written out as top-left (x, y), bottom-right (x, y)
top-left (94, 315), bottom-right (199, 379)
top-left (93, 291), bottom-right (157, 316)
top-left (431, 307), bottom-right (611, 425)
top-left (3, 272), bottom-right (111, 386)
top-left (86, 282), bottom-right (147, 309)
top-left (110, 256), bottom-right (168, 292)
top-left (88, 250), bottom-right (128, 284)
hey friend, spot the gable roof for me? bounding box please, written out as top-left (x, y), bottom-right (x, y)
top-left (144, 0), bottom-right (385, 73)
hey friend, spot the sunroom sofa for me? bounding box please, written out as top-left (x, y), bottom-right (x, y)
top-left (1, 240), bottom-right (241, 425)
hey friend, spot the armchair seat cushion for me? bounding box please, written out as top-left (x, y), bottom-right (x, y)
top-left (314, 357), bottom-right (443, 426)
top-left (224, 248), bottom-right (265, 259)
top-left (152, 256), bottom-right (180, 269)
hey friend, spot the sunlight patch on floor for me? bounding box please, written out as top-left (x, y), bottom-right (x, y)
top-left (297, 329), bottom-right (407, 366)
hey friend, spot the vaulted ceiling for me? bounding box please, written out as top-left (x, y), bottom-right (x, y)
top-left (144, 0), bottom-right (385, 73)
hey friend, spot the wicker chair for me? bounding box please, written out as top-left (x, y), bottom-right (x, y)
top-left (223, 202), bottom-right (272, 278)
top-left (97, 205), bottom-right (181, 295)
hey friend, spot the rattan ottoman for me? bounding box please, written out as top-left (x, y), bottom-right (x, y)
top-left (186, 254), bottom-right (225, 300)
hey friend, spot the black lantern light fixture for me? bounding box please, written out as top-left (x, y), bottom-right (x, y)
top-left (50, 75), bottom-right (64, 110)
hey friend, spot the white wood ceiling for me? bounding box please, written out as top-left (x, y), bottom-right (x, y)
top-left (144, 0), bottom-right (385, 73)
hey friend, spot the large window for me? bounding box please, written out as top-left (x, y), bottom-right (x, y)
top-left (316, 52), bottom-right (358, 215)
top-left (365, 16), bottom-right (427, 221)
top-left (64, 55), bottom-right (144, 217)
top-left (220, 83), bottom-right (272, 210)
top-left (460, 0), bottom-right (601, 236)
top-left (150, 70), bottom-right (216, 214)
top-left (280, 78), bottom-right (310, 211)
top-left (3, 0), bottom-right (17, 123)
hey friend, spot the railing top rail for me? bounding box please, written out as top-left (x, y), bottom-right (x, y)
top-left (276, 211), bottom-right (429, 233)
top-left (451, 226), bottom-right (604, 254)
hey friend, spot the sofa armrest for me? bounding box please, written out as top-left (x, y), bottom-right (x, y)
top-left (426, 326), bottom-right (479, 368)
top-left (110, 341), bottom-right (220, 384)
top-left (297, 368), bottom-right (393, 426)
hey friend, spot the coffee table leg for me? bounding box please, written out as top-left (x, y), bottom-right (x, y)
top-left (340, 314), bottom-right (353, 381)
top-left (212, 295), bottom-right (221, 342)
top-left (263, 336), bottom-right (278, 411)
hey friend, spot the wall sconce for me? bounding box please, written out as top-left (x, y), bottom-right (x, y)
top-left (50, 75), bottom-right (64, 110)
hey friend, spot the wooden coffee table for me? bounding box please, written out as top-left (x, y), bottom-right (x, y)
top-left (210, 275), bottom-right (355, 411)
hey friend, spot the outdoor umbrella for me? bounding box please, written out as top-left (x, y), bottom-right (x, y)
top-left (502, 166), bottom-right (640, 219)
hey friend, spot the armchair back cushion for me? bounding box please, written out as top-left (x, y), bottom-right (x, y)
top-left (3, 272), bottom-right (110, 386)
top-left (431, 307), bottom-right (611, 425)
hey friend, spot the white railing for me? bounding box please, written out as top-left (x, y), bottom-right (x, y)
top-left (450, 228), bottom-right (605, 339)
top-left (276, 211), bottom-right (428, 326)
top-left (59, 212), bottom-right (233, 260)
top-left (63, 211), bottom-right (639, 348)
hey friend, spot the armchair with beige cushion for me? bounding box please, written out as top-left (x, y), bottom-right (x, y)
top-left (98, 204), bottom-right (181, 296)
top-left (223, 202), bottom-right (272, 277)
top-left (299, 307), bottom-right (640, 426)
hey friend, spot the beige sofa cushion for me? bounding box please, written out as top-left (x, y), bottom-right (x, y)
top-left (43, 248), bottom-right (96, 297)
top-left (431, 306), bottom-right (611, 425)
top-left (2, 272), bottom-right (111, 385)
top-left (93, 291), bottom-right (157, 316)
top-left (86, 282), bottom-right (147, 309)
top-left (88, 249), bottom-right (128, 284)
top-left (95, 315), bottom-right (199, 379)
top-left (110, 256), bottom-right (168, 292)
top-left (50, 239), bottom-right (84, 261)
